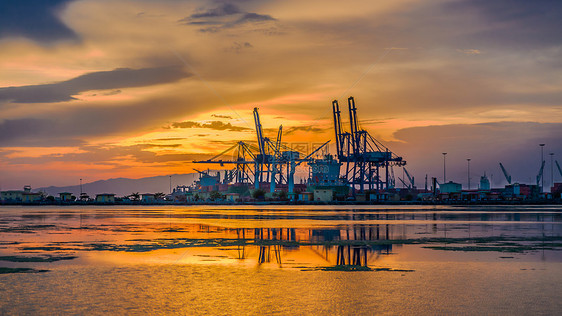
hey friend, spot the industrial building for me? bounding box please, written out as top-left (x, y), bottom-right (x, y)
top-left (0, 186), bottom-right (42, 204)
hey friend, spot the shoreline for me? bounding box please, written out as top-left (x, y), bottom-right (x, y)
top-left (1, 200), bottom-right (561, 207)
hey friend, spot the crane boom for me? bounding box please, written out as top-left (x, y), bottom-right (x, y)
top-left (499, 163), bottom-right (512, 185)
top-left (403, 167), bottom-right (415, 188)
top-left (332, 100), bottom-right (343, 159)
top-left (253, 108), bottom-right (266, 157)
top-left (556, 160), bottom-right (562, 178)
top-left (295, 140), bottom-right (331, 167)
top-left (536, 160), bottom-right (545, 186)
top-left (193, 169), bottom-right (206, 175)
top-left (348, 97), bottom-right (359, 155)
top-left (398, 177), bottom-right (410, 189)
top-left (274, 125), bottom-right (283, 154)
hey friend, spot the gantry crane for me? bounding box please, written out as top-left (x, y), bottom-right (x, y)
top-left (193, 141), bottom-right (258, 185)
top-left (332, 96), bottom-right (405, 192)
top-left (194, 107), bottom-right (329, 194)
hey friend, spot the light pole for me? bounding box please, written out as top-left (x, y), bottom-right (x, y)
top-left (540, 144), bottom-right (545, 192)
top-left (550, 153), bottom-right (554, 190)
top-left (80, 178), bottom-right (83, 196)
top-left (467, 159), bottom-right (471, 190)
top-left (442, 153), bottom-right (447, 183)
top-left (169, 175), bottom-right (172, 194)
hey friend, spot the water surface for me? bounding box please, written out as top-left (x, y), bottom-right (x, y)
top-left (1, 205), bottom-right (561, 314)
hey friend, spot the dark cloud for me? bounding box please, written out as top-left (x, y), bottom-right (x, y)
top-left (203, 121), bottom-right (251, 131)
top-left (170, 120), bottom-right (251, 131)
top-left (292, 0), bottom-right (562, 58)
top-left (179, 3), bottom-right (276, 32)
top-left (0, 67), bottom-right (189, 103)
top-left (2, 143), bottom-right (214, 166)
top-left (445, 0), bottom-right (562, 48)
top-left (284, 126), bottom-right (327, 135)
top-left (100, 90), bottom-right (122, 96)
top-left (170, 121), bottom-right (200, 129)
top-left (0, 118), bottom-right (50, 140)
top-left (0, 0), bottom-right (77, 42)
top-left (0, 93), bottom-right (208, 147)
top-left (225, 41), bottom-right (253, 53)
top-left (190, 3), bottom-right (240, 19)
top-left (0, 118), bottom-right (83, 147)
top-left (211, 114), bottom-right (233, 119)
top-left (144, 144), bottom-right (183, 148)
top-left (239, 12), bottom-right (274, 23)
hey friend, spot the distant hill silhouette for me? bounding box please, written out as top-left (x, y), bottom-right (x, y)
top-left (36, 173), bottom-right (200, 197)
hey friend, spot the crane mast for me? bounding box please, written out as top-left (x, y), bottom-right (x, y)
top-left (536, 160), bottom-right (545, 186)
top-left (499, 163), bottom-right (512, 185)
top-left (331, 96), bottom-right (405, 193)
top-left (404, 167), bottom-right (415, 189)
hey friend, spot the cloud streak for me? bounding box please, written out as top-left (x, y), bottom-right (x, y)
top-left (211, 114), bottom-right (233, 119)
top-left (170, 120), bottom-right (251, 132)
top-left (284, 126), bottom-right (328, 135)
top-left (0, 118), bottom-right (83, 147)
top-left (0, 67), bottom-right (189, 103)
top-left (446, 0), bottom-right (562, 48)
top-left (179, 3), bottom-right (276, 32)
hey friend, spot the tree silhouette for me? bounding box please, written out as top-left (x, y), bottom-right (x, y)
top-left (209, 191), bottom-right (222, 201)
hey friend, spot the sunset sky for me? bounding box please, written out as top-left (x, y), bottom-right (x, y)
top-left (1, 0), bottom-right (561, 190)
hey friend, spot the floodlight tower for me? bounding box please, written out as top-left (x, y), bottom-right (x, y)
top-left (442, 153), bottom-right (447, 183)
top-left (467, 158), bottom-right (471, 190)
top-left (540, 144), bottom-right (545, 192)
top-left (550, 153), bottom-right (554, 189)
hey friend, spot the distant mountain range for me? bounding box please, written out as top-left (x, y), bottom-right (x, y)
top-left (36, 173), bottom-right (200, 197)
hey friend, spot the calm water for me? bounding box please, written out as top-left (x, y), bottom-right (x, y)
top-left (1, 205), bottom-right (561, 315)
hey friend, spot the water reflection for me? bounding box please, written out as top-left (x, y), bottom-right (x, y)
top-left (227, 226), bottom-right (397, 268)
top-left (0, 206), bottom-right (561, 270)
top-left (254, 228), bottom-right (290, 265)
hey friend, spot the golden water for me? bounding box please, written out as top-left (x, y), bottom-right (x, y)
top-left (1, 205), bottom-right (561, 314)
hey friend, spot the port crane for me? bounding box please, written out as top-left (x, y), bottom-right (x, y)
top-left (194, 107), bottom-right (329, 194)
top-left (556, 160), bottom-right (562, 179)
top-left (253, 107), bottom-right (329, 193)
top-left (499, 163), bottom-right (512, 185)
top-left (253, 106), bottom-right (272, 188)
top-left (332, 96), bottom-right (405, 192)
top-left (193, 140), bottom-right (258, 184)
top-left (404, 168), bottom-right (415, 189)
top-left (192, 108), bottom-right (290, 189)
top-left (398, 167), bottom-right (415, 189)
top-left (536, 160), bottom-right (545, 187)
